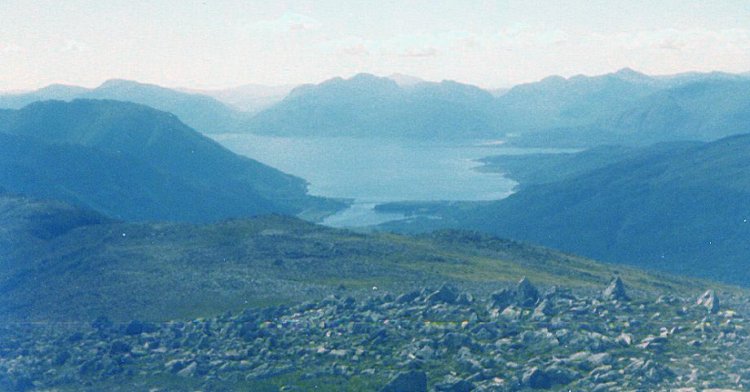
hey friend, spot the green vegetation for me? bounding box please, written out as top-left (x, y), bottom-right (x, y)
top-left (0, 194), bottom-right (727, 323)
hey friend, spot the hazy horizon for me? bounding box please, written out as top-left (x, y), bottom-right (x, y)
top-left (2, 0), bottom-right (749, 91)
top-left (2, 66), bottom-right (749, 96)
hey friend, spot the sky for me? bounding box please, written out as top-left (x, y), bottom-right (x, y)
top-left (1, 0), bottom-right (749, 91)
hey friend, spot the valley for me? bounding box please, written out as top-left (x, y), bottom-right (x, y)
top-left (212, 133), bottom-right (578, 227)
top-left (3, 10), bottom-right (750, 388)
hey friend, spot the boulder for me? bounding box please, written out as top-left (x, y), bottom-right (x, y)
top-left (500, 305), bottom-right (522, 320)
top-left (396, 290), bottom-right (421, 304)
top-left (522, 366), bottom-right (578, 389)
top-left (52, 351), bottom-right (71, 366)
top-left (457, 292), bottom-right (474, 305)
top-left (532, 299), bottom-right (554, 320)
top-left (177, 361), bottom-right (197, 378)
top-left (109, 340), bottom-right (131, 355)
top-left (441, 332), bottom-right (472, 350)
top-left (516, 277), bottom-right (540, 307)
top-left (435, 375), bottom-right (476, 392)
top-left (522, 367), bottom-right (550, 389)
top-left (602, 276), bottom-right (629, 301)
top-left (427, 284), bottom-right (459, 304)
top-left (380, 370), bottom-right (427, 392)
top-left (124, 320), bottom-right (156, 335)
top-left (490, 289), bottom-right (513, 309)
top-left (696, 290), bottom-right (720, 313)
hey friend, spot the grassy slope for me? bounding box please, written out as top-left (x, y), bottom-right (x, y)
top-left (0, 195), bottom-right (725, 322)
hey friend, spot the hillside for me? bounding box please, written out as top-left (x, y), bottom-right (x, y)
top-left (0, 100), bottom-right (342, 222)
top-left (605, 78), bottom-right (750, 142)
top-left (245, 73), bottom-right (498, 139)
top-left (0, 80), bottom-right (247, 134)
top-left (2, 194), bottom-right (747, 391)
top-left (476, 142), bottom-right (701, 187)
top-left (0, 193), bottom-right (714, 323)
top-left (384, 134), bottom-right (750, 285)
top-left (0, 192), bottom-right (110, 273)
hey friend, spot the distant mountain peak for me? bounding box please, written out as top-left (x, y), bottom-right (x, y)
top-left (387, 73), bottom-right (425, 87)
top-left (312, 73), bottom-right (400, 93)
top-left (615, 67), bottom-right (640, 75)
top-left (612, 67), bottom-right (652, 82)
top-left (37, 83), bottom-right (87, 92)
top-left (538, 75), bottom-right (567, 84)
top-left (348, 73), bottom-right (397, 86)
top-left (99, 78), bottom-right (137, 88)
top-left (98, 79), bottom-right (162, 91)
top-left (350, 72), bottom-right (378, 79)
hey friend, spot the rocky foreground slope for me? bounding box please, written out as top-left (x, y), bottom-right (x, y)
top-left (1, 278), bottom-right (747, 391)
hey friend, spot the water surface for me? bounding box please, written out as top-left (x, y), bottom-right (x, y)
top-left (211, 134), bottom-right (571, 227)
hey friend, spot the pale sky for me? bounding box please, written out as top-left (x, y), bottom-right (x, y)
top-left (1, 0), bottom-right (749, 91)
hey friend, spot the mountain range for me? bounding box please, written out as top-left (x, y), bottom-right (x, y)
top-left (0, 80), bottom-right (246, 134)
top-left (245, 73), bottom-right (499, 139)
top-left (0, 99), bottom-right (342, 222)
top-left (3, 70), bottom-right (749, 144)
top-left (246, 69), bottom-right (750, 144)
top-left (494, 69), bottom-right (747, 135)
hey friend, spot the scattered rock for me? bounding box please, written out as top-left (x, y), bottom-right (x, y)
top-left (109, 340), bottom-right (131, 355)
top-left (177, 361), bottom-right (197, 377)
top-left (603, 276), bottom-right (629, 301)
top-left (435, 375), bottom-right (476, 392)
top-left (52, 351), bottom-right (71, 366)
top-left (697, 290), bottom-right (720, 313)
top-left (616, 333), bottom-right (633, 346)
top-left (427, 284), bottom-right (459, 304)
top-left (516, 277), bottom-right (540, 307)
top-left (500, 305), bottom-right (522, 320)
top-left (2, 281), bottom-right (748, 391)
top-left (380, 370), bottom-right (427, 392)
top-left (490, 289), bottom-right (513, 309)
top-left (532, 299), bottom-right (554, 320)
top-left (396, 290), bottom-right (421, 304)
top-left (522, 366), bottom-right (578, 389)
top-left (124, 319), bottom-right (156, 335)
top-left (441, 332), bottom-right (471, 350)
